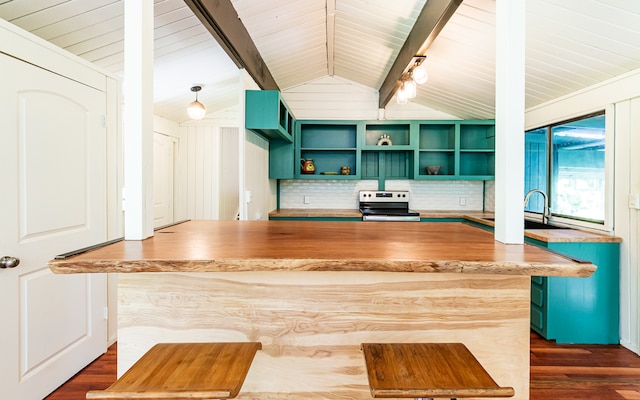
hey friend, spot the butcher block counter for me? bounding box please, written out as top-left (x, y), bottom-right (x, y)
top-left (49, 220), bottom-right (595, 400)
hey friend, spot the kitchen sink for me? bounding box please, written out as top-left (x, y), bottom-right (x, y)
top-left (482, 218), bottom-right (570, 230)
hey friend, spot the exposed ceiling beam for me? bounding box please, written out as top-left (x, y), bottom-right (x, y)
top-left (378, 0), bottom-right (463, 108)
top-left (184, 0), bottom-right (279, 91)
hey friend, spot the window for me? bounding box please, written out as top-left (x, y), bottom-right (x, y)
top-left (524, 112), bottom-right (606, 224)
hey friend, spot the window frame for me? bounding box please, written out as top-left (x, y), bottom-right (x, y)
top-left (524, 106), bottom-right (614, 232)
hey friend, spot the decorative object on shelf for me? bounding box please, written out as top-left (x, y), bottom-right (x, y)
top-left (377, 134), bottom-right (393, 146)
top-left (396, 56), bottom-right (428, 104)
top-left (426, 165), bottom-right (441, 175)
top-left (187, 85), bottom-right (206, 120)
top-left (340, 166), bottom-right (351, 175)
top-left (300, 158), bottom-right (315, 174)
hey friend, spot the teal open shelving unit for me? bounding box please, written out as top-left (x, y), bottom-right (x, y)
top-left (244, 90), bottom-right (495, 183)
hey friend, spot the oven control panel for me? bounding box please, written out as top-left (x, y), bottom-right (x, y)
top-left (359, 190), bottom-right (410, 203)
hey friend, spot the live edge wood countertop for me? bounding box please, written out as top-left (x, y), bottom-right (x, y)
top-left (49, 219), bottom-right (594, 277)
top-left (269, 208), bottom-right (621, 243)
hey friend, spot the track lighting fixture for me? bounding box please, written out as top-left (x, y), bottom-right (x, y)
top-left (396, 56), bottom-right (428, 104)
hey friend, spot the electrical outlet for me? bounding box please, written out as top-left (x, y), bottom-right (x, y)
top-left (304, 196), bottom-right (310, 204)
top-left (459, 197), bottom-right (466, 206)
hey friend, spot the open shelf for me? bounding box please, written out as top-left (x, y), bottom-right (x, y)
top-left (418, 123), bottom-right (456, 150)
top-left (297, 122), bottom-right (359, 179)
top-left (460, 123), bottom-right (495, 150)
top-left (364, 123), bottom-right (411, 148)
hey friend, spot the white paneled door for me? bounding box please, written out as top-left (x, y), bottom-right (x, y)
top-left (0, 54), bottom-right (108, 399)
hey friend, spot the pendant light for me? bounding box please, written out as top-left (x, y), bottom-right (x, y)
top-left (187, 85), bottom-right (206, 120)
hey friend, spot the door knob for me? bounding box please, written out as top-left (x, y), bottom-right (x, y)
top-left (0, 256), bottom-right (20, 269)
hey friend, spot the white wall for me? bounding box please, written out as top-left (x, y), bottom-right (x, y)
top-left (240, 71), bottom-right (277, 220)
top-left (283, 75), bottom-right (459, 120)
top-left (615, 96), bottom-right (640, 354)
top-left (177, 108), bottom-right (241, 221)
top-left (525, 68), bottom-right (640, 353)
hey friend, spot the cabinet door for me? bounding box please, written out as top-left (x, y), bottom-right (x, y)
top-left (530, 276), bottom-right (547, 336)
top-left (545, 242), bottom-right (619, 344)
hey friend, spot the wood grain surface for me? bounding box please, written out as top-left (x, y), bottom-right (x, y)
top-left (117, 271), bottom-right (531, 400)
top-left (48, 220), bottom-right (595, 276)
top-left (362, 343), bottom-right (514, 398)
top-left (86, 342), bottom-right (261, 399)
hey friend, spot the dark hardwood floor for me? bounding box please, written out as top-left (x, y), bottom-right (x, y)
top-left (45, 333), bottom-right (640, 400)
top-left (530, 332), bottom-right (640, 399)
top-left (43, 343), bottom-right (117, 400)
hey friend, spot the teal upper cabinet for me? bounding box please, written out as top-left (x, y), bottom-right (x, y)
top-left (361, 121), bottom-right (414, 182)
top-left (281, 118), bottom-right (494, 181)
top-left (296, 121), bottom-right (360, 179)
top-left (415, 120), bottom-right (495, 180)
top-left (459, 121), bottom-right (495, 179)
top-left (417, 122), bottom-right (456, 179)
top-left (245, 90), bottom-right (295, 142)
top-left (362, 121), bottom-right (413, 149)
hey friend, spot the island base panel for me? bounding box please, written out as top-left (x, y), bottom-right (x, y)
top-left (117, 271), bottom-right (530, 400)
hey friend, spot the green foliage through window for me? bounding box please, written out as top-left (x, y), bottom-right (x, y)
top-left (525, 112), bottom-right (605, 223)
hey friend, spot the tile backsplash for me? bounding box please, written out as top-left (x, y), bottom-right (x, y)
top-left (279, 180), bottom-right (495, 211)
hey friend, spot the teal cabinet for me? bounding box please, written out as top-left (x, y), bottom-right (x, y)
top-left (293, 119), bottom-right (495, 182)
top-left (361, 121), bottom-right (414, 186)
top-left (415, 120), bottom-right (495, 180)
top-left (527, 239), bottom-right (620, 344)
top-left (245, 98), bottom-right (496, 182)
top-left (296, 121), bottom-right (360, 179)
top-left (362, 150), bottom-right (414, 182)
top-left (245, 90), bottom-right (295, 142)
top-left (245, 90), bottom-right (296, 179)
top-left (459, 122), bottom-right (495, 179)
top-left (416, 123), bottom-right (456, 179)
top-left (362, 121), bottom-right (413, 149)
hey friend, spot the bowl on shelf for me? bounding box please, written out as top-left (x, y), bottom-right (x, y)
top-left (426, 165), bottom-right (441, 175)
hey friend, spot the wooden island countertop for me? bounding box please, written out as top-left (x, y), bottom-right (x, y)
top-left (49, 220), bottom-right (594, 277)
top-left (49, 220), bottom-right (596, 400)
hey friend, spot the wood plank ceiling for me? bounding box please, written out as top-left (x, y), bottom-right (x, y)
top-left (1, 0), bottom-right (639, 122)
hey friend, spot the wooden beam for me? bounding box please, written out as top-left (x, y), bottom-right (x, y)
top-left (378, 0), bottom-right (462, 108)
top-left (184, 0), bottom-right (279, 91)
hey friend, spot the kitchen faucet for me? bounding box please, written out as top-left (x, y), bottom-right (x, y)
top-left (524, 189), bottom-right (550, 225)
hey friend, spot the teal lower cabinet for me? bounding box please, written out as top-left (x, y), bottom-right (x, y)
top-left (527, 239), bottom-right (619, 344)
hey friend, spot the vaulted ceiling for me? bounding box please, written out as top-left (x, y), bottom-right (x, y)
top-left (1, 0), bottom-right (639, 123)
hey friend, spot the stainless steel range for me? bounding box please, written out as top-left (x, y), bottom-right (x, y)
top-left (359, 190), bottom-right (420, 222)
